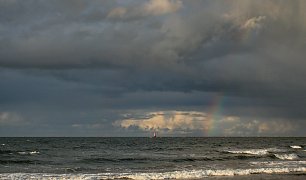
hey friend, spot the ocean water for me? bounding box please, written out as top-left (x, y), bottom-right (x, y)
top-left (0, 137), bottom-right (305, 179)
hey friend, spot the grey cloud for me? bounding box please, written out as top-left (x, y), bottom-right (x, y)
top-left (1, 0), bottom-right (305, 83)
top-left (0, 112), bottom-right (24, 126)
top-left (222, 118), bottom-right (305, 137)
top-left (1, 0), bottom-right (306, 136)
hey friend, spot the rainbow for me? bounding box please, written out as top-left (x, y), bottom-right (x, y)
top-left (204, 93), bottom-right (225, 136)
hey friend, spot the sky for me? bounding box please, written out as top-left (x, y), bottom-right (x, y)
top-left (0, 0), bottom-right (306, 137)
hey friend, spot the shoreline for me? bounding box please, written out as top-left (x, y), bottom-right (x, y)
top-left (1, 172), bottom-right (306, 180)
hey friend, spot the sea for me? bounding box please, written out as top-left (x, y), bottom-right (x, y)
top-left (0, 137), bottom-right (305, 180)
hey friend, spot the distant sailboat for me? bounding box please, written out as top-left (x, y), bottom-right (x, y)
top-left (153, 131), bottom-right (157, 138)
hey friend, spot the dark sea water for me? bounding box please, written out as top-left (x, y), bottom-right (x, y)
top-left (0, 137), bottom-right (305, 179)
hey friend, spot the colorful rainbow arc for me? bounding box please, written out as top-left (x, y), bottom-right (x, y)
top-left (204, 93), bottom-right (225, 136)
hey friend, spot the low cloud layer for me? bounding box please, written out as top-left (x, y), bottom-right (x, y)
top-left (0, 0), bottom-right (306, 136)
top-left (116, 111), bottom-right (208, 132)
top-left (115, 111), bottom-right (302, 136)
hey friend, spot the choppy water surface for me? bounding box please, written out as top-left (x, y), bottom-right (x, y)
top-left (0, 137), bottom-right (305, 179)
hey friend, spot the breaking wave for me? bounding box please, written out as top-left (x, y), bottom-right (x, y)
top-left (226, 149), bottom-right (269, 155)
top-left (224, 148), bottom-right (285, 155)
top-left (250, 160), bottom-right (306, 166)
top-left (1, 167), bottom-right (305, 180)
top-left (273, 153), bottom-right (299, 160)
top-left (0, 150), bottom-right (40, 155)
top-left (18, 151), bottom-right (40, 155)
top-left (290, 145), bottom-right (302, 149)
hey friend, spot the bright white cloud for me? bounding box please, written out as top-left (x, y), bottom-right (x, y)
top-left (116, 110), bottom-right (298, 136)
top-left (116, 111), bottom-right (207, 131)
top-left (116, 111), bottom-right (242, 135)
top-left (144, 0), bottom-right (182, 15)
top-left (107, 0), bottom-right (182, 19)
top-left (241, 16), bottom-right (266, 30)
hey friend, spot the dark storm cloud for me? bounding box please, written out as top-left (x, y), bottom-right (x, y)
top-left (0, 0), bottom-right (306, 136)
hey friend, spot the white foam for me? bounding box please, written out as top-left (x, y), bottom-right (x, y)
top-left (290, 145), bottom-right (302, 149)
top-left (274, 153), bottom-right (298, 160)
top-left (30, 151), bottom-right (40, 154)
top-left (0, 167), bottom-right (305, 180)
top-left (250, 160), bottom-right (306, 167)
top-left (124, 168), bottom-right (306, 179)
top-left (1, 143), bottom-right (5, 146)
top-left (225, 148), bottom-right (289, 156)
top-left (18, 151), bottom-right (27, 155)
top-left (18, 151), bottom-right (40, 155)
top-left (267, 148), bottom-right (288, 153)
top-left (226, 149), bottom-right (269, 155)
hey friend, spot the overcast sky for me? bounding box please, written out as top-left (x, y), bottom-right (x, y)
top-left (1, 0), bottom-right (306, 137)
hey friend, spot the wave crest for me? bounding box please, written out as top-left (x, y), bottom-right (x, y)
top-left (290, 145), bottom-right (302, 149)
top-left (274, 153), bottom-right (299, 160)
top-left (226, 149), bottom-right (269, 155)
top-left (1, 167), bottom-right (305, 179)
top-left (18, 151), bottom-right (40, 155)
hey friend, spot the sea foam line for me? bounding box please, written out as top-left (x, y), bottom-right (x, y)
top-left (1, 167), bottom-right (305, 180)
top-left (274, 153), bottom-right (299, 160)
top-left (250, 160), bottom-right (306, 166)
top-left (17, 151), bottom-right (40, 155)
top-left (226, 149), bottom-right (269, 155)
top-left (225, 147), bottom-right (290, 156)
